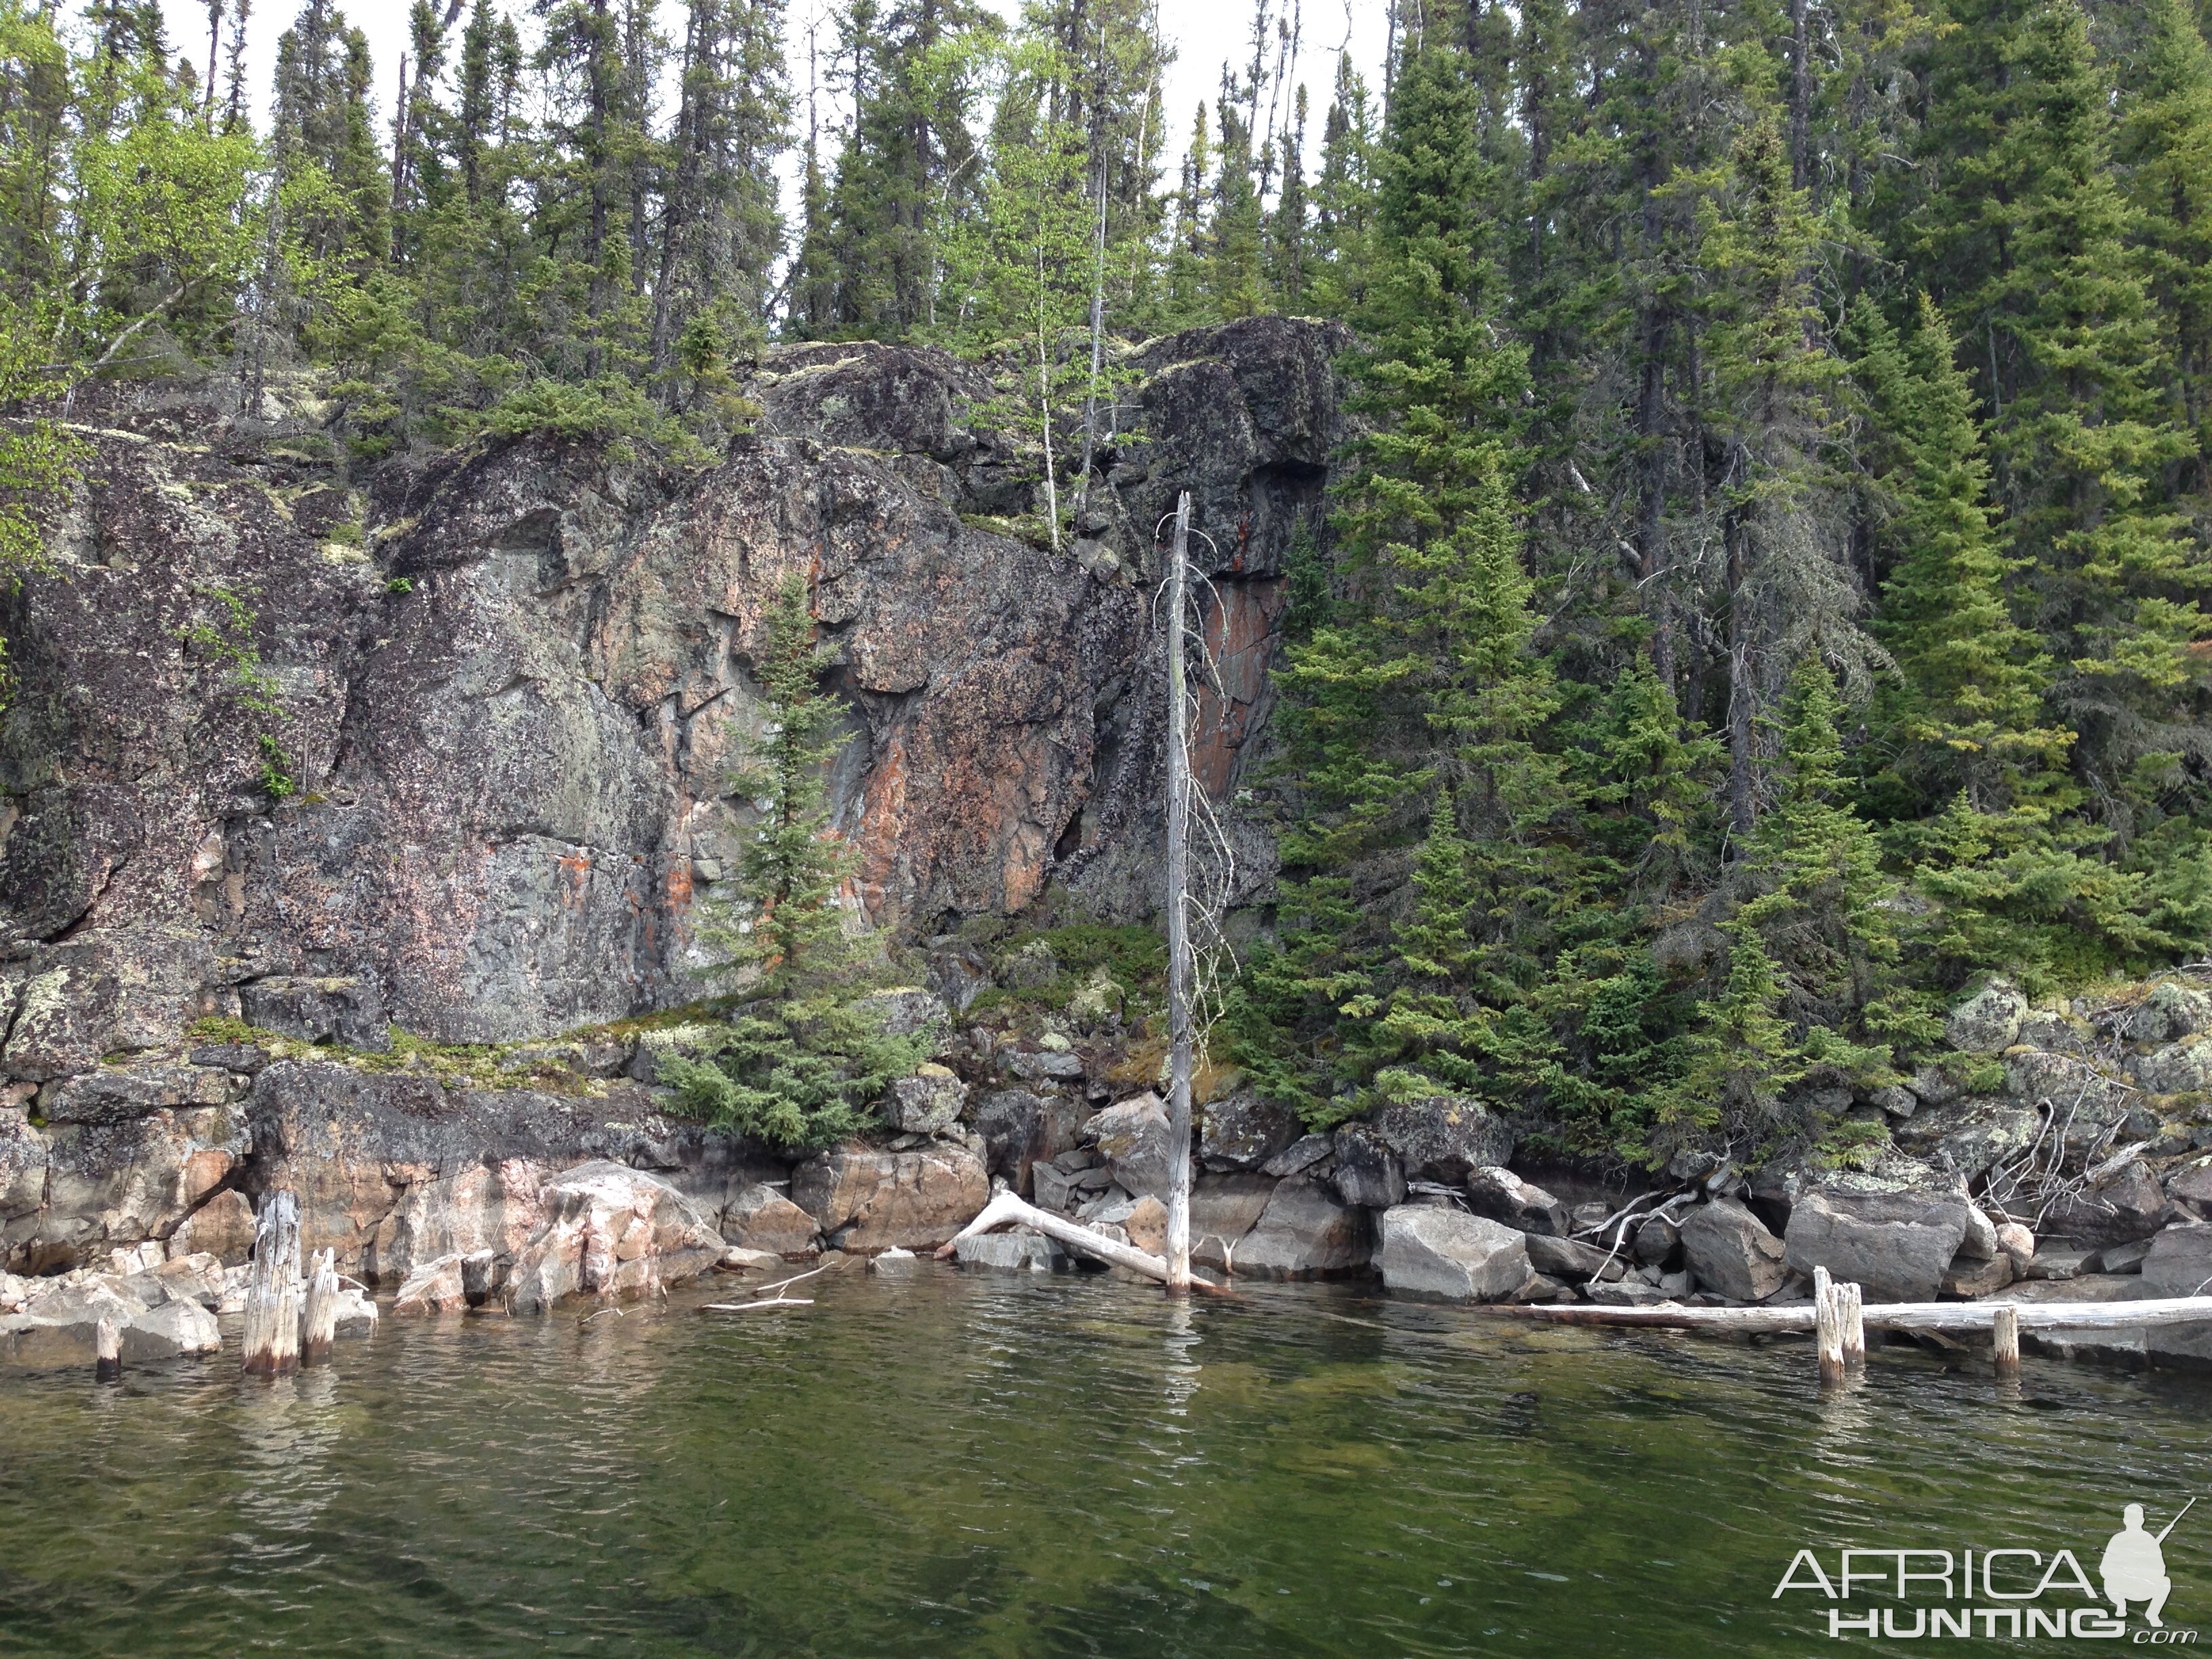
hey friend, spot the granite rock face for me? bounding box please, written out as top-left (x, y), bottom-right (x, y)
top-left (0, 325), bottom-right (1343, 1271)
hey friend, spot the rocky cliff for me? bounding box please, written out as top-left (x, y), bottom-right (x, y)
top-left (0, 318), bottom-right (1344, 1275)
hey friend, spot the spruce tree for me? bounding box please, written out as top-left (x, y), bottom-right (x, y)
top-left (659, 576), bottom-right (926, 1149)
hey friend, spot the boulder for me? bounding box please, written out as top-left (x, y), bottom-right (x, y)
top-left (1236, 1176), bottom-right (1374, 1278)
top-left (2129, 982), bottom-right (2212, 1046)
top-left (167, 1188), bottom-right (256, 1263)
top-left (954, 1230), bottom-right (1067, 1272)
top-left (1464, 1166), bottom-right (1570, 1237)
top-left (1122, 1195), bottom-right (1168, 1258)
top-left (855, 988), bottom-right (950, 1039)
top-left (2084, 1238), bottom-right (2154, 1275)
top-left (1083, 1094), bottom-right (1172, 1200)
top-left (1372, 1096), bottom-right (1513, 1183)
top-left (1378, 1207), bottom-right (1531, 1302)
top-left (972, 1087), bottom-right (1090, 1196)
top-left (1031, 1162), bottom-right (1080, 1214)
top-left (1330, 1123), bottom-right (1406, 1209)
top-left (1261, 1134), bottom-right (1334, 1179)
top-left (1782, 1189), bottom-right (1971, 1302)
top-left (1956, 1202), bottom-right (2001, 1261)
top-left (1994, 1221), bottom-right (2038, 1274)
top-left (394, 1253), bottom-right (466, 1315)
top-left (2139, 1225), bottom-right (2212, 1297)
top-left (884, 1066), bottom-right (966, 1134)
top-left (720, 1183), bottom-right (820, 1256)
top-left (1946, 981), bottom-right (2028, 1054)
top-left (1633, 1215), bottom-right (1683, 1269)
top-left (1940, 1254), bottom-right (2015, 1298)
top-left (1680, 1198), bottom-right (1788, 1303)
top-left (1198, 1090), bottom-right (1302, 1172)
top-left (1582, 1279), bottom-right (1677, 1307)
top-left (1889, 1097), bottom-right (2040, 1183)
top-left (2040, 1159), bottom-right (2169, 1247)
top-left (2169, 1158), bottom-right (2212, 1206)
top-left (2138, 1037), bottom-right (2212, 1096)
top-left (1189, 1174), bottom-right (1277, 1271)
top-left (506, 1161), bottom-right (726, 1312)
top-left (790, 1146), bottom-right (989, 1253)
top-left (0, 1286), bottom-right (221, 1368)
top-left (1523, 1233), bottom-right (1626, 1284)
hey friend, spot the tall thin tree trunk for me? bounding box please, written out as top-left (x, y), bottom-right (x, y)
top-left (1724, 494), bottom-right (1757, 844)
top-left (1164, 491), bottom-right (1195, 1294)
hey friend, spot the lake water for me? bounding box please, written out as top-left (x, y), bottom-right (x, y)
top-left (1, 1264), bottom-right (2207, 1656)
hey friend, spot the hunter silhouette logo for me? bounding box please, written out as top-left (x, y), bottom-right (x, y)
top-left (2104, 1500), bottom-right (2193, 1629)
top-left (1775, 1498), bottom-right (2201, 1641)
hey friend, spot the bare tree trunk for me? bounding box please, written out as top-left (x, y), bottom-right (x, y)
top-left (1164, 491), bottom-right (1194, 1294)
top-left (1075, 151), bottom-right (1109, 532)
top-left (1724, 495), bottom-right (1757, 844)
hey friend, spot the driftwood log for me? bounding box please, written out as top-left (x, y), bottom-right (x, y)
top-left (938, 1191), bottom-right (1232, 1292)
top-left (1487, 1294), bottom-right (2212, 1334)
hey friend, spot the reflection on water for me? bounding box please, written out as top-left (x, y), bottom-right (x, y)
top-left (2, 1266), bottom-right (2209, 1657)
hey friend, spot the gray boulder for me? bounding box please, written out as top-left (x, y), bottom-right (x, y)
top-left (1680, 1198), bottom-right (1788, 1302)
top-left (1946, 981), bottom-right (2028, 1054)
top-left (1633, 1215), bottom-right (1683, 1269)
top-left (1235, 1176), bottom-right (1373, 1278)
top-left (2140, 1224), bottom-right (2212, 1297)
top-left (1199, 1090), bottom-right (1303, 1172)
top-left (1372, 1096), bottom-right (1513, 1183)
top-left (884, 1066), bottom-right (966, 1134)
top-left (1261, 1134), bottom-right (1334, 1179)
top-left (2130, 982), bottom-right (2212, 1045)
top-left (2138, 1036), bottom-right (2212, 1096)
top-left (1084, 1094), bottom-right (1172, 1200)
top-left (721, 1183), bottom-right (820, 1256)
top-left (972, 1087), bottom-right (1090, 1197)
top-left (1464, 1166), bottom-right (1570, 1236)
top-left (1782, 1188), bottom-right (1972, 1302)
top-left (2041, 1159), bottom-right (2167, 1247)
top-left (1891, 1097), bottom-right (2040, 1183)
top-left (790, 1146), bottom-right (989, 1254)
top-left (1378, 1207), bottom-right (1531, 1301)
top-left (1330, 1123), bottom-right (1406, 1209)
top-left (1523, 1233), bottom-right (1626, 1284)
top-left (1189, 1174), bottom-right (1277, 1271)
top-left (954, 1230), bottom-right (1067, 1272)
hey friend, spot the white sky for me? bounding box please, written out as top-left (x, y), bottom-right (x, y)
top-left (159, 0), bottom-right (1391, 216)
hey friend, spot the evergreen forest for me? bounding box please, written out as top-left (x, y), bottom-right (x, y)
top-left (8, 0), bottom-right (2212, 1171)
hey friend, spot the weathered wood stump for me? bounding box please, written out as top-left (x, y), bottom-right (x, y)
top-left (1992, 1304), bottom-right (2021, 1378)
top-left (1839, 1282), bottom-right (1866, 1369)
top-left (242, 1190), bottom-right (302, 1377)
top-left (300, 1247), bottom-right (339, 1368)
top-left (95, 1315), bottom-right (120, 1385)
top-left (1814, 1266), bottom-right (1845, 1385)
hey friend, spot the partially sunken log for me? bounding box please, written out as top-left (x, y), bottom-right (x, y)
top-left (300, 1248), bottom-right (339, 1368)
top-left (938, 1191), bottom-right (1176, 1283)
top-left (1488, 1295), bottom-right (2212, 1334)
top-left (242, 1190), bottom-right (302, 1377)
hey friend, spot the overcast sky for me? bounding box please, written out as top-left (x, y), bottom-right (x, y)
top-left (158, 0), bottom-right (1391, 216)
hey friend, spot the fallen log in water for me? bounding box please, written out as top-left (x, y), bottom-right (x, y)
top-left (1486, 1294), bottom-right (2212, 1334)
top-left (937, 1191), bottom-right (1233, 1292)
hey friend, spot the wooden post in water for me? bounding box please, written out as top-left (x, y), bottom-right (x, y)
top-left (95, 1316), bottom-right (120, 1385)
top-left (300, 1247), bottom-right (338, 1368)
top-left (1813, 1265), bottom-right (1845, 1385)
top-left (1839, 1282), bottom-right (1866, 1369)
top-left (1992, 1304), bottom-right (2021, 1378)
top-left (1162, 491), bottom-right (1195, 1296)
top-left (242, 1190), bottom-right (302, 1377)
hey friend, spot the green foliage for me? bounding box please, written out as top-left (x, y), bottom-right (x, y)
top-left (661, 575), bottom-right (924, 1149)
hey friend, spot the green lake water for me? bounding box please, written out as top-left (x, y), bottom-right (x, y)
top-left (2, 1264), bottom-right (2208, 1656)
